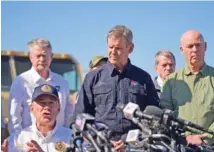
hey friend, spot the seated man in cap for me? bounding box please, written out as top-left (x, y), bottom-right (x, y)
top-left (5, 84), bottom-right (72, 152)
top-left (89, 56), bottom-right (108, 71)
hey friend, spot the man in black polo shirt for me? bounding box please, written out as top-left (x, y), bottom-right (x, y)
top-left (73, 25), bottom-right (159, 150)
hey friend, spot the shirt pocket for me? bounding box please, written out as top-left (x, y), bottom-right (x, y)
top-left (93, 85), bottom-right (112, 106)
top-left (128, 85), bottom-right (146, 105)
top-left (93, 84), bottom-right (115, 119)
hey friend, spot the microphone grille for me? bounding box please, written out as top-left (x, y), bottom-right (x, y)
top-left (143, 106), bottom-right (163, 118)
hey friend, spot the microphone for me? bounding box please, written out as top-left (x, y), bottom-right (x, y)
top-left (164, 109), bottom-right (214, 135)
top-left (94, 122), bottom-right (112, 140)
top-left (125, 129), bottom-right (155, 151)
top-left (125, 129), bottom-right (171, 145)
top-left (75, 113), bottom-right (116, 152)
top-left (75, 113), bottom-right (102, 152)
top-left (143, 105), bottom-right (163, 118)
top-left (84, 130), bottom-right (102, 152)
top-left (71, 124), bottom-right (84, 151)
top-left (117, 102), bottom-right (153, 120)
top-left (125, 129), bottom-right (170, 152)
top-left (75, 113), bottom-right (95, 132)
top-left (125, 129), bottom-right (144, 147)
top-left (87, 124), bottom-right (116, 152)
top-left (75, 113), bottom-right (108, 142)
top-left (65, 124), bottom-right (84, 152)
top-left (144, 106), bottom-right (214, 135)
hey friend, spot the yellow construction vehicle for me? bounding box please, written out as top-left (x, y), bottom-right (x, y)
top-left (1, 50), bottom-right (84, 142)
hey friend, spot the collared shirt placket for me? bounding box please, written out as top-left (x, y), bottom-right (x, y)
top-left (36, 127), bottom-right (54, 152)
top-left (193, 73), bottom-right (201, 124)
top-left (46, 142), bottom-right (50, 152)
top-left (115, 73), bottom-right (123, 132)
top-left (117, 72), bottom-right (129, 133)
top-left (190, 74), bottom-right (197, 123)
top-left (188, 72), bottom-right (202, 124)
top-left (40, 139), bottom-right (49, 152)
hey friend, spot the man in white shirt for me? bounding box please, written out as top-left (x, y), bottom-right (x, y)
top-left (6, 84), bottom-right (72, 152)
top-left (153, 50), bottom-right (176, 97)
top-left (8, 38), bottom-right (73, 134)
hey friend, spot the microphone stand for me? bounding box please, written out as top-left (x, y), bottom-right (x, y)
top-left (84, 131), bottom-right (102, 152)
top-left (65, 127), bottom-right (84, 152)
top-left (159, 141), bottom-right (176, 152)
top-left (86, 124), bottom-right (117, 152)
top-left (131, 117), bottom-right (152, 135)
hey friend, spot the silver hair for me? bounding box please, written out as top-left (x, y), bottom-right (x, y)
top-left (107, 25), bottom-right (133, 44)
top-left (27, 38), bottom-right (52, 51)
top-left (155, 49), bottom-right (176, 65)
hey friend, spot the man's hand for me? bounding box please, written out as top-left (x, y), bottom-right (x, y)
top-left (1, 139), bottom-right (8, 152)
top-left (26, 140), bottom-right (44, 152)
top-left (186, 134), bottom-right (208, 145)
top-left (111, 140), bottom-right (124, 151)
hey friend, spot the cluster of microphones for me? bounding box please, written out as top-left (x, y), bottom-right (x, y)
top-left (65, 102), bottom-right (214, 152)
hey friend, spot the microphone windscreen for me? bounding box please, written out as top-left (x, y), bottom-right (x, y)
top-left (143, 106), bottom-right (163, 118)
top-left (75, 113), bottom-right (95, 131)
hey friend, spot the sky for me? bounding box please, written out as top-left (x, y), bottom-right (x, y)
top-left (2, 1), bottom-right (214, 77)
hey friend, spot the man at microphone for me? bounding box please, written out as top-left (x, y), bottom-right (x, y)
top-left (2, 84), bottom-right (72, 152)
top-left (73, 25), bottom-right (159, 150)
top-left (160, 30), bottom-right (214, 145)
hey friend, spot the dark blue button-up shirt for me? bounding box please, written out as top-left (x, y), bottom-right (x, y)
top-left (73, 60), bottom-right (159, 137)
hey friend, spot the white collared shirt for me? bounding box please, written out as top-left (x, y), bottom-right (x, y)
top-left (8, 123), bottom-right (72, 152)
top-left (157, 76), bottom-right (164, 88)
top-left (8, 67), bottom-right (73, 134)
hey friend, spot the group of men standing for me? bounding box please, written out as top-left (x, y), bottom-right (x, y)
top-left (1, 25), bottom-right (214, 151)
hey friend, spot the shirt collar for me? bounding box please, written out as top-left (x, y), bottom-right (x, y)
top-left (200, 63), bottom-right (208, 76)
top-left (184, 63), bottom-right (208, 76)
top-left (32, 122), bottom-right (58, 139)
top-left (157, 76), bottom-right (164, 88)
top-left (106, 59), bottom-right (132, 76)
top-left (30, 67), bottom-right (53, 83)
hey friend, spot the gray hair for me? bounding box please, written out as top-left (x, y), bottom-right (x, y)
top-left (155, 50), bottom-right (176, 65)
top-left (27, 38), bottom-right (52, 51)
top-left (107, 25), bottom-right (133, 44)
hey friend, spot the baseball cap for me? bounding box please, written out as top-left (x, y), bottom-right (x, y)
top-left (32, 84), bottom-right (59, 102)
top-left (89, 56), bottom-right (108, 69)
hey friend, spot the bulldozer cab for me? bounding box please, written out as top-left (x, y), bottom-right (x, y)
top-left (1, 50), bottom-right (84, 141)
